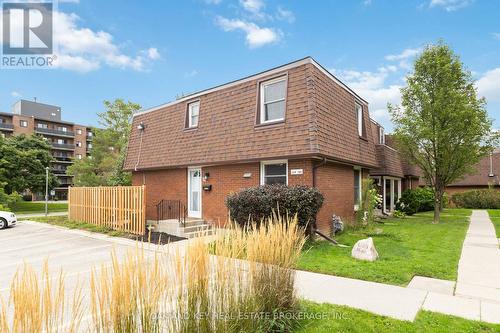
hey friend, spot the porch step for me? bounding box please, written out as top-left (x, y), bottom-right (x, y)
top-left (149, 219), bottom-right (213, 239)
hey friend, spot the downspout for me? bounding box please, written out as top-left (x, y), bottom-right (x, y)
top-left (134, 123), bottom-right (146, 183)
top-left (312, 157), bottom-right (327, 188)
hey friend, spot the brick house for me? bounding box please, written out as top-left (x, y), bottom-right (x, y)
top-left (124, 57), bottom-right (414, 234)
top-left (446, 149), bottom-right (500, 195)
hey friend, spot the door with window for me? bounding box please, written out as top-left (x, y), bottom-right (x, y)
top-left (188, 168), bottom-right (202, 218)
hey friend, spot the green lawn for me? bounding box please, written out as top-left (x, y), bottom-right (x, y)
top-left (298, 209), bottom-right (471, 286)
top-left (11, 201), bottom-right (68, 214)
top-left (296, 301), bottom-right (500, 333)
top-left (486, 210), bottom-right (500, 238)
top-left (21, 215), bottom-right (125, 237)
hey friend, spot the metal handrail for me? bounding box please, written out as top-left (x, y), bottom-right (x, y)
top-left (36, 127), bottom-right (75, 137)
top-left (156, 199), bottom-right (186, 227)
top-left (0, 123), bottom-right (14, 130)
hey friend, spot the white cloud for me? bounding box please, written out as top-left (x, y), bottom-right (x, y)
top-left (216, 16), bottom-right (281, 48)
top-left (492, 33), bottom-right (500, 40)
top-left (363, 0), bottom-right (372, 5)
top-left (477, 68), bottom-right (500, 102)
top-left (204, 0), bottom-right (223, 4)
top-left (11, 91), bottom-right (22, 98)
top-left (385, 47), bottom-right (421, 69)
top-left (240, 0), bottom-right (265, 14)
top-left (429, 0), bottom-right (473, 11)
top-left (147, 47), bottom-right (160, 60)
top-left (0, 10), bottom-right (160, 72)
top-left (276, 6), bottom-right (295, 23)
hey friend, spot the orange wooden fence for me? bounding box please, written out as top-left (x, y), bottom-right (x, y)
top-left (68, 186), bottom-right (146, 235)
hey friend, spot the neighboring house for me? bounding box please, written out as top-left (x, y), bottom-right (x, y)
top-left (0, 100), bottom-right (94, 200)
top-left (369, 120), bottom-right (421, 214)
top-left (446, 149), bottom-right (500, 195)
top-left (124, 57), bottom-right (415, 233)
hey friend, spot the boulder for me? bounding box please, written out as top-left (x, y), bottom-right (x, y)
top-left (351, 237), bottom-right (378, 262)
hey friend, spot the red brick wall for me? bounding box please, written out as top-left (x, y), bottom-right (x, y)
top-left (132, 168), bottom-right (187, 220)
top-left (133, 158), bottom-right (360, 234)
top-left (315, 162), bottom-right (357, 233)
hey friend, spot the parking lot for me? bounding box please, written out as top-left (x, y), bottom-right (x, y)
top-left (0, 221), bottom-right (167, 305)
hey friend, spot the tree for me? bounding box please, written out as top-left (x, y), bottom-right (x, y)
top-left (67, 99), bottom-right (141, 186)
top-left (0, 134), bottom-right (58, 194)
top-left (389, 42), bottom-right (496, 223)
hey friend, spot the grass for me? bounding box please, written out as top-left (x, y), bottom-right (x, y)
top-left (21, 215), bottom-right (126, 237)
top-left (296, 301), bottom-right (500, 333)
top-left (486, 210), bottom-right (500, 238)
top-left (11, 201), bottom-right (68, 214)
top-left (298, 209), bottom-right (472, 286)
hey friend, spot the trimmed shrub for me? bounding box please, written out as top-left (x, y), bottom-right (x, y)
top-left (451, 189), bottom-right (500, 209)
top-left (396, 187), bottom-right (435, 215)
top-left (225, 185), bottom-right (324, 229)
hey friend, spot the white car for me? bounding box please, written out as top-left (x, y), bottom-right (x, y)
top-left (0, 211), bottom-right (17, 229)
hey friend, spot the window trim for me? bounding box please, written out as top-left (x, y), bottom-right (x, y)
top-left (260, 159), bottom-right (288, 186)
top-left (186, 100), bottom-right (200, 129)
top-left (259, 76), bottom-right (287, 125)
top-left (20, 120), bottom-right (28, 128)
top-left (354, 167), bottom-right (362, 210)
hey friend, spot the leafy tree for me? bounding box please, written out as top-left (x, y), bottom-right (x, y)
top-left (0, 134), bottom-right (58, 194)
top-left (389, 42), bottom-right (496, 223)
top-left (67, 99), bottom-right (141, 186)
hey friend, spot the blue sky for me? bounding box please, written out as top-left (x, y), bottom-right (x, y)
top-left (1, 0), bottom-right (499, 131)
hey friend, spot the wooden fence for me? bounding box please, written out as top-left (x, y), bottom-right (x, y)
top-left (68, 186), bottom-right (146, 235)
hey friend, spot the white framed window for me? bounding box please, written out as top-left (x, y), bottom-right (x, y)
top-left (76, 141), bottom-right (82, 147)
top-left (355, 103), bottom-right (363, 137)
top-left (37, 123), bottom-right (48, 129)
top-left (20, 120), bottom-right (28, 127)
top-left (260, 76), bottom-right (286, 124)
top-left (260, 160), bottom-right (288, 185)
top-left (379, 127), bottom-right (385, 144)
top-left (76, 154), bottom-right (82, 160)
top-left (187, 101), bottom-right (200, 128)
top-left (354, 167), bottom-right (362, 209)
top-left (76, 129), bottom-right (82, 135)
top-left (58, 126), bottom-right (67, 132)
top-left (57, 139), bottom-right (65, 144)
top-left (87, 131), bottom-right (93, 137)
top-left (88, 143), bottom-right (92, 149)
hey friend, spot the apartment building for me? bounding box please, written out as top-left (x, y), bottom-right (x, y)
top-left (0, 99), bottom-right (94, 200)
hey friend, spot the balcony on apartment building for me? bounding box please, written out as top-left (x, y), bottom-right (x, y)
top-left (0, 122), bottom-right (14, 131)
top-left (35, 127), bottom-right (75, 138)
top-left (53, 154), bottom-right (74, 163)
top-left (51, 142), bottom-right (75, 150)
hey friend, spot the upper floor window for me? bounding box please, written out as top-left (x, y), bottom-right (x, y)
top-left (260, 160), bottom-right (288, 185)
top-left (260, 77), bottom-right (286, 124)
top-left (379, 127), bottom-right (385, 144)
top-left (76, 154), bottom-right (82, 160)
top-left (355, 103), bottom-right (364, 137)
top-left (37, 123), bottom-right (48, 129)
top-left (187, 101), bottom-right (200, 128)
top-left (76, 129), bottom-right (82, 135)
top-left (87, 131), bottom-right (93, 137)
top-left (20, 120), bottom-right (28, 127)
top-left (58, 126), bottom-right (67, 132)
top-left (76, 141), bottom-right (82, 147)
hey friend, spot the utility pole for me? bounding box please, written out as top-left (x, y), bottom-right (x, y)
top-left (45, 166), bottom-right (49, 216)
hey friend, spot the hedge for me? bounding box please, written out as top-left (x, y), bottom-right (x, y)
top-left (395, 187), bottom-right (435, 215)
top-left (451, 189), bottom-right (500, 209)
top-left (225, 185), bottom-right (324, 229)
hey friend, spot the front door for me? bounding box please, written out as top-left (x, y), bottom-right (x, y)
top-left (188, 168), bottom-right (202, 218)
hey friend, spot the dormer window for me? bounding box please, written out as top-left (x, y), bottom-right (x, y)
top-left (187, 101), bottom-right (200, 128)
top-left (355, 103), bottom-right (364, 137)
top-left (260, 76), bottom-right (286, 124)
top-left (379, 127), bottom-right (385, 144)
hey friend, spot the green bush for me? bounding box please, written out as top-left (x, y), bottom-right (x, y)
top-left (225, 185), bottom-right (324, 230)
top-left (396, 187), bottom-right (435, 215)
top-left (0, 184), bottom-right (21, 211)
top-left (451, 189), bottom-right (500, 209)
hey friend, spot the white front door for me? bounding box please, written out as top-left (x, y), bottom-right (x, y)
top-left (188, 168), bottom-right (202, 218)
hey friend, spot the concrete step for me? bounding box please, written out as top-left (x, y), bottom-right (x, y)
top-left (183, 223), bottom-right (212, 233)
top-left (184, 228), bottom-right (215, 239)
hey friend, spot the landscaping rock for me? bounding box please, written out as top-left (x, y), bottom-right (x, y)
top-left (351, 237), bottom-right (379, 261)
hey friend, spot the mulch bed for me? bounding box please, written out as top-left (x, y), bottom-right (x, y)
top-left (124, 231), bottom-right (185, 245)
